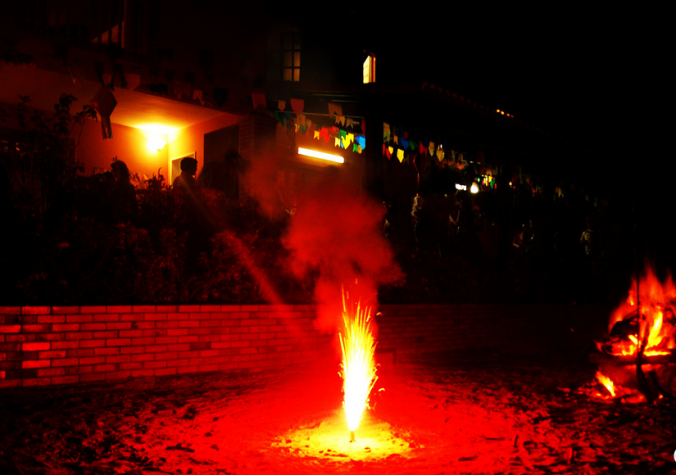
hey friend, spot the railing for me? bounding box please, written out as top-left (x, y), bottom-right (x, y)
top-left (20, 0), bottom-right (151, 60)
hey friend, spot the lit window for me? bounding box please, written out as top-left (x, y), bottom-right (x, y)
top-left (282, 32), bottom-right (301, 82)
top-left (363, 53), bottom-right (376, 84)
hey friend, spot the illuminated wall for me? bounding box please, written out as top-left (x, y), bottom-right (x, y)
top-left (75, 113), bottom-right (242, 183)
top-left (76, 120), bottom-right (170, 180)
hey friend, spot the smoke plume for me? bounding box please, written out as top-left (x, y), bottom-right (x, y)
top-left (283, 174), bottom-right (403, 335)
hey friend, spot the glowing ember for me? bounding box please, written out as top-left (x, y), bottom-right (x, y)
top-left (338, 289), bottom-right (378, 441)
top-left (595, 371), bottom-right (616, 397)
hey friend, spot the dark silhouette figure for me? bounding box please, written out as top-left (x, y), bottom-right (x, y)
top-left (172, 157), bottom-right (198, 191)
top-left (196, 150), bottom-right (243, 202)
top-left (109, 160), bottom-right (138, 224)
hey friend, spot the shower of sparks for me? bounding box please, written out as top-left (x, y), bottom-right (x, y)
top-left (339, 288), bottom-right (378, 439)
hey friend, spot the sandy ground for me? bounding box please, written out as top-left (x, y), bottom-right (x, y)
top-left (1, 351), bottom-right (675, 475)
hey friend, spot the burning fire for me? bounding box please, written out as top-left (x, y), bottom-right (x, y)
top-left (339, 289), bottom-right (378, 441)
top-left (592, 265), bottom-right (676, 402)
top-left (595, 371), bottom-right (616, 397)
top-left (602, 266), bottom-right (676, 358)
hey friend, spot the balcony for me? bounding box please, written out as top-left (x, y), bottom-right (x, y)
top-left (19, 0), bottom-right (152, 62)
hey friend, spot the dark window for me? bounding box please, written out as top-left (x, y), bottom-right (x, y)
top-left (281, 32), bottom-right (301, 82)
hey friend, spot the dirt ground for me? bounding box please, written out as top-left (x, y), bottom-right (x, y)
top-left (1, 351), bottom-right (675, 475)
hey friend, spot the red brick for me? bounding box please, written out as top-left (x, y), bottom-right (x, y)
top-left (38, 367), bottom-right (65, 377)
top-left (240, 347), bottom-right (258, 355)
top-left (220, 305), bottom-right (241, 312)
top-left (198, 364), bottom-right (219, 372)
top-left (128, 338), bottom-right (153, 347)
top-left (155, 337), bottom-right (177, 345)
top-left (38, 333), bottom-right (67, 342)
top-left (200, 305), bottom-right (221, 312)
top-left (133, 305), bottom-right (156, 313)
top-left (145, 344), bottom-right (168, 353)
top-left (0, 379), bottom-right (21, 388)
top-left (51, 375), bottom-right (79, 385)
top-left (0, 307), bottom-right (22, 315)
top-left (130, 369), bottom-right (155, 377)
top-left (67, 348), bottom-right (94, 357)
top-left (22, 342), bottom-right (50, 351)
top-left (277, 345), bottom-right (294, 352)
top-left (131, 353), bottom-right (154, 362)
top-left (80, 373), bottom-right (106, 382)
top-left (52, 306), bottom-right (80, 314)
top-left (22, 359), bottom-right (50, 369)
top-left (120, 362), bottom-right (143, 370)
top-left (94, 347), bottom-right (120, 356)
top-left (80, 323), bottom-right (105, 331)
top-left (106, 355), bottom-right (131, 364)
top-left (177, 336), bottom-right (198, 343)
top-left (81, 306), bottom-right (107, 314)
top-left (119, 330), bottom-right (143, 338)
top-left (177, 365), bottom-right (199, 374)
top-left (21, 306), bottom-right (51, 315)
top-left (144, 360), bottom-right (167, 369)
top-left (199, 349), bottom-right (220, 358)
top-left (120, 313), bottom-right (143, 322)
top-left (167, 313), bottom-right (183, 321)
top-left (106, 338), bottom-right (131, 347)
top-left (37, 315), bottom-right (66, 324)
top-left (38, 350), bottom-right (66, 359)
top-left (167, 328), bottom-right (189, 337)
top-left (93, 314), bottom-right (120, 323)
top-left (156, 305), bottom-right (178, 313)
top-left (200, 320), bottom-right (220, 328)
top-left (121, 346), bottom-right (144, 354)
top-left (179, 320), bottom-right (199, 328)
top-left (108, 306), bottom-right (132, 314)
top-left (53, 323), bottom-right (80, 332)
top-left (105, 370), bottom-right (131, 380)
top-left (79, 356), bottom-right (105, 365)
top-left (66, 314), bottom-right (93, 323)
top-left (154, 367), bottom-right (177, 377)
top-left (6, 334), bottom-right (29, 342)
top-left (178, 305), bottom-right (200, 313)
top-left (107, 322), bottom-right (131, 331)
top-left (78, 340), bottom-right (105, 349)
top-left (94, 364), bottom-right (117, 372)
top-left (143, 313), bottom-right (166, 321)
top-left (156, 321), bottom-right (179, 329)
top-left (66, 331), bottom-right (92, 340)
top-left (0, 325), bottom-right (21, 333)
top-left (167, 343), bottom-right (190, 352)
top-left (133, 321), bottom-right (156, 329)
top-left (23, 377), bottom-right (52, 386)
top-left (93, 331), bottom-right (118, 339)
top-left (51, 340), bottom-right (79, 350)
top-left (154, 352), bottom-right (177, 361)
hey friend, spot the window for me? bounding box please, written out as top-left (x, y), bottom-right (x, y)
top-left (282, 32), bottom-right (301, 82)
top-left (363, 53), bottom-right (376, 84)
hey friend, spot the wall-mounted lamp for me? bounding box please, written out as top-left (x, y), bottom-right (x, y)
top-left (298, 147), bottom-right (344, 164)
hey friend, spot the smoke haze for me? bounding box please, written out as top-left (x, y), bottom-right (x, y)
top-left (283, 175), bottom-right (403, 335)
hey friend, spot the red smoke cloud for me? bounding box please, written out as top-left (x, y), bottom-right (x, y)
top-left (283, 175), bottom-right (403, 335)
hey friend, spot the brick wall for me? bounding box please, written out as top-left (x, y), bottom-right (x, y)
top-left (0, 303), bottom-right (597, 389)
top-left (0, 304), bottom-right (329, 389)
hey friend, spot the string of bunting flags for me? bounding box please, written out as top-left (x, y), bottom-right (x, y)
top-left (382, 121), bottom-right (487, 178)
top-left (272, 100), bottom-right (367, 154)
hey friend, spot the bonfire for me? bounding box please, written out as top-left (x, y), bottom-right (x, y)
top-left (593, 266), bottom-right (676, 402)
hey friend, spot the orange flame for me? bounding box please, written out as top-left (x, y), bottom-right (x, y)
top-left (606, 266), bottom-right (676, 357)
top-left (595, 371), bottom-right (616, 397)
top-left (339, 289), bottom-right (378, 434)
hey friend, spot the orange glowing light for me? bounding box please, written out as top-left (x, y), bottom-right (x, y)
top-left (596, 371), bottom-right (616, 397)
top-left (298, 147), bottom-right (344, 164)
top-left (339, 289), bottom-right (378, 439)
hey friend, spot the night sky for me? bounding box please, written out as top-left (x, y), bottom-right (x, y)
top-left (361, 6), bottom-right (671, 168)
